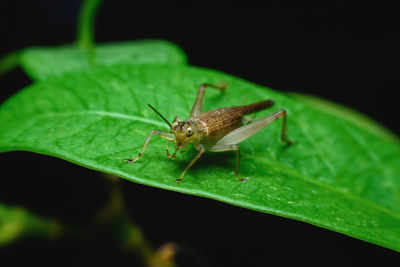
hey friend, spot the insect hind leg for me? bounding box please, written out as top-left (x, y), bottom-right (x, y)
top-left (190, 83), bottom-right (227, 117)
top-left (208, 144), bottom-right (250, 182)
top-left (276, 110), bottom-right (293, 145)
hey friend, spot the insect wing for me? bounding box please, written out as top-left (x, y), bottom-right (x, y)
top-left (214, 110), bottom-right (284, 146)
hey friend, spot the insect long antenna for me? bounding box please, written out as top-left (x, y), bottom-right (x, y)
top-left (148, 104), bottom-right (172, 128)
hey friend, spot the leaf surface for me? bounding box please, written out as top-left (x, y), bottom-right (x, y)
top-left (0, 64), bottom-right (399, 251)
top-left (17, 40), bottom-right (187, 81)
top-left (289, 92), bottom-right (400, 145)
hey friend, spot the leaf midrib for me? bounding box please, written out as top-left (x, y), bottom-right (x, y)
top-left (7, 110), bottom-right (168, 129)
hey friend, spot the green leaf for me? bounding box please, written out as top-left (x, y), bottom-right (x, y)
top-left (17, 40), bottom-right (187, 81)
top-left (289, 92), bottom-right (400, 145)
top-left (1, 64), bottom-right (399, 251)
top-left (0, 51), bottom-right (19, 76)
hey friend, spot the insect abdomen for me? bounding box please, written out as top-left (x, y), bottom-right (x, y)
top-left (239, 100), bottom-right (275, 115)
top-left (200, 113), bottom-right (242, 140)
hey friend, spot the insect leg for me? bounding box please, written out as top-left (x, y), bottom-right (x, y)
top-left (123, 130), bottom-right (175, 163)
top-left (190, 83), bottom-right (226, 117)
top-left (214, 109), bottom-right (293, 146)
top-left (170, 144), bottom-right (179, 160)
top-left (166, 140), bottom-right (173, 158)
top-left (175, 145), bottom-right (206, 183)
top-left (208, 144), bottom-right (249, 182)
top-left (180, 146), bottom-right (188, 154)
top-left (278, 110), bottom-right (292, 145)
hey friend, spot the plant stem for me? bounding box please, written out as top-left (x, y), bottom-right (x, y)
top-left (98, 174), bottom-right (178, 267)
top-left (0, 174), bottom-right (177, 266)
top-left (76, 0), bottom-right (103, 66)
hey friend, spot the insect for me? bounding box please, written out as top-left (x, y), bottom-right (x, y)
top-left (123, 83), bottom-right (293, 183)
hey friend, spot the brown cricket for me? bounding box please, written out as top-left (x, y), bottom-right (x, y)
top-left (123, 83), bottom-right (293, 182)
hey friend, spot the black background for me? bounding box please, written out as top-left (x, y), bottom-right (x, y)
top-left (1, 1), bottom-right (399, 266)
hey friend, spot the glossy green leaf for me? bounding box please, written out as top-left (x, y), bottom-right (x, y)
top-left (289, 92), bottom-right (400, 145)
top-left (0, 64), bottom-right (399, 251)
top-left (17, 40), bottom-right (187, 81)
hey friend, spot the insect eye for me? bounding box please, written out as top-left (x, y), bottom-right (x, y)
top-left (186, 127), bottom-right (193, 137)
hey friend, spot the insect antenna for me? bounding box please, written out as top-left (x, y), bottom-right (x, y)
top-left (148, 104), bottom-right (172, 128)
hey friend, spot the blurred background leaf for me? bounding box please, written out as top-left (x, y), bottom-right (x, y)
top-left (18, 40), bottom-right (187, 81)
top-left (0, 40), bottom-right (187, 81)
top-left (0, 203), bottom-right (60, 246)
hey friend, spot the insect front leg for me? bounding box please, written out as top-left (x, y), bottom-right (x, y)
top-left (190, 83), bottom-right (226, 117)
top-left (180, 146), bottom-right (188, 154)
top-left (170, 144), bottom-right (179, 160)
top-left (175, 145), bottom-right (206, 183)
top-left (123, 130), bottom-right (175, 163)
top-left (166, 140), bottom-right (173, 158)
top-left (208, 144), bottom-right (250, 182)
